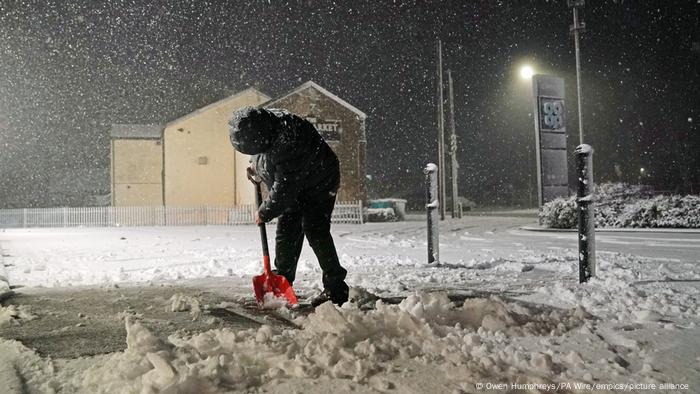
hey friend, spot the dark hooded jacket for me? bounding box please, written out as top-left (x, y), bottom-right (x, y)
top-left (229, 107), bottom-right (340, 221)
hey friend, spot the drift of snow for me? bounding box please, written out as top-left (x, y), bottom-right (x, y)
top-left (3, 291), bottom-right (591, 392)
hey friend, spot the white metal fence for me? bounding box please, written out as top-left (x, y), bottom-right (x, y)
top-left (0, 202), bottom-right (363, 228)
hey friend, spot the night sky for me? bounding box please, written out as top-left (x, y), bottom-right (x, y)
top-left (0, 1), bottom-right (698, 208)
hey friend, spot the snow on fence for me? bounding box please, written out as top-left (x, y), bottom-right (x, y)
top-left (0, 202), bottom-right (363, 228)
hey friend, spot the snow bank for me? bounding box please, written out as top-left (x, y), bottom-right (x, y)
top-left (24, 291), bottom-right (595, 392)
top-left (0, 304), bottom-right (36, 327)
top-left (530, 255), bottom-right (700, 325)
top-left (0, 339), bottom-right (57, 393)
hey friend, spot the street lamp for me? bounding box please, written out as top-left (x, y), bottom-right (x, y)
top-left (520, 65), bottom-right (535, 80)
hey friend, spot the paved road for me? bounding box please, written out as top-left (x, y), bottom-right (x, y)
top-left (507, 227), bottom-right (700, 262)
top-left (355, 215), bottom-right (700, 263)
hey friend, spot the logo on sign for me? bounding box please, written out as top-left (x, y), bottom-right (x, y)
top-left (540, 99), bottom-right (565, 131)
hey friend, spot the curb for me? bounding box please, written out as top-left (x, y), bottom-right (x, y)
top-left (520, 226), bottom-right (700, 234)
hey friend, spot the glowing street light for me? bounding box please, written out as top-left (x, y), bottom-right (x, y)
top-left (520, 65), bottom-right (535, 80)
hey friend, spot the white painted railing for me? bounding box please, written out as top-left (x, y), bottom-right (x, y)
top-left (0, 202), bottom-right (363, 228)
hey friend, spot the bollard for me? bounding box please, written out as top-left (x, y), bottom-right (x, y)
top-left (424, 163), bottom-right (440, 265)
top-left (575, 144), bottom-right (596, 283)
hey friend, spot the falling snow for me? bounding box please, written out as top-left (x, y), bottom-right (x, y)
top-left (0, 2), bottom-right (697, 208)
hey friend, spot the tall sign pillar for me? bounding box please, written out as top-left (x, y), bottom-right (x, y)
top-left (532, 75), bottom-right (569, 206)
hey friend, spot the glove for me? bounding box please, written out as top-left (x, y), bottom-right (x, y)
top-left (247, 165), bottom-right (261, 184)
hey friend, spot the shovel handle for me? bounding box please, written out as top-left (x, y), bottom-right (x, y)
top-left (254, 182), bottom-right (272, 274)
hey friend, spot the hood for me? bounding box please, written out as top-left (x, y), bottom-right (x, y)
top-left (228, 106), bottom-right (279, 154)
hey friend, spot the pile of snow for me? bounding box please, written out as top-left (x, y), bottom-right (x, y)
top-left (10, 292), bottom-right (593, 392)
top-left (539, 182), bottom-right (700, 228)
top-left (529, 254), bottom-right (700, 322)
top-left (0, 304), bottom-right (36, 327)
top-left (168, 294), bottom-right (201, 319)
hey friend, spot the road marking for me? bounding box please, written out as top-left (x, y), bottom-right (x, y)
top-left (598, 235), bottom-right (700, 243)
top-left (597, 237), bottom-right (700, 248)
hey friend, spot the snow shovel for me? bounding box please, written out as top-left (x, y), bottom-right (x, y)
top-left (252, 181), bottom-right (298, 307)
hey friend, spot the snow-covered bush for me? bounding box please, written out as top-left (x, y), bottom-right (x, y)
top-left (538, 197), bottom-right (577, 229)
top-left (539, 183), bottom-right (700, 228)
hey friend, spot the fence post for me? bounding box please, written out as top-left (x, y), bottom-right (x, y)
top-left (359, 200), bottom-right (364, 224)
top-left (22, 208), bottom-right (27, 228)
top-left (576, 144), bottom-right (596, 283)
top-left (424, 163), bottom-right (439, 265)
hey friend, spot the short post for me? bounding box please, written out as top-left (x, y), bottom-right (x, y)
top-left (424, 163), bottom-right (439, 265)
top-left (576, 144), bottom-right (596, 282)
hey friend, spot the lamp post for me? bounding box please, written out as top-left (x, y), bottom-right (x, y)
top-left (436, 40), bottom-right (446, 221)
top-left (520, 64), bottom-right (536, 207)
top-left (569, 0), bottom-right (586, 145)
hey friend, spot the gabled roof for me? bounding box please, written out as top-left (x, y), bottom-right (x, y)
top-left (264, 81), bottom-right (367, 120)
top-left (109, 124), bottom-right (163, 139)
top-left (164, 87), bottom-right (271, 128)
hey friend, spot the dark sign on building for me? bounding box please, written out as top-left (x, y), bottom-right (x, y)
top-left (532, 75), bottom-right (569, 205)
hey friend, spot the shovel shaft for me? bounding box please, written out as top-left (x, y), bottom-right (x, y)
top-left (255, 183), bottom-right (271, 272)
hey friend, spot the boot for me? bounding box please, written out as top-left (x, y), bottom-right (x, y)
top-left (310, 282), bottom-right (349, 307)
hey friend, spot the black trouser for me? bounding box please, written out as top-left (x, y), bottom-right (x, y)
top-left (274, 196), bottom-right (347, 292)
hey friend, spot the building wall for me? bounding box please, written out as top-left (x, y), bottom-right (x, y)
top-left (111, 139), bottom-right (163, 206)
top-left (266, 86), bottom-right (367, 202)
top-left (235, 148), bottom-right (256, 205)
top-left (162, 89), bottom-right (269, 207)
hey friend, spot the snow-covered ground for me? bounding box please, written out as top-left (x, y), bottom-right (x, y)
top-left (1, 219), bottom-right (699, 393)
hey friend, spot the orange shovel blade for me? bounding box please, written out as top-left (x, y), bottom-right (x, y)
top-left (253, 271), bottom-right (298, 307)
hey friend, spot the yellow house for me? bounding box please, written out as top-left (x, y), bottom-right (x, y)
top-left (110, 88), bottom-right (269, 207)
top-left (110, 124), bottom-right (164, 206)
top-left (162, 88), bottom-right (270, 206)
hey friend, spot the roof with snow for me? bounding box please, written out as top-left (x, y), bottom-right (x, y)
top-left (265, 81), bottom-right (367, 120)
top-left (109, 124), bottom-right (163, 139)
top-left (164, 87), bottom-right (271, 128)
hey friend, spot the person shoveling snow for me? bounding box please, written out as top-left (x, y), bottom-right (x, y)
top-left (229, 106), bottom-right (350, 307)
